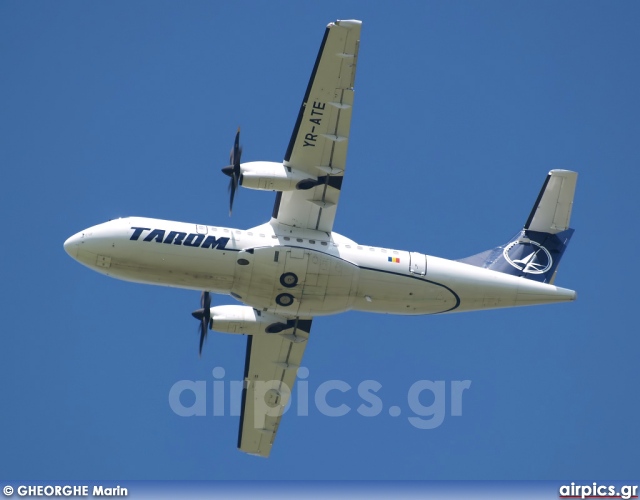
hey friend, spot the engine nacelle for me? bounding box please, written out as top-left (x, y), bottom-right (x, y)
top-left (239, 161), bottom-right (318, 191)
top-left (209, 305), bottom-right (295, 335)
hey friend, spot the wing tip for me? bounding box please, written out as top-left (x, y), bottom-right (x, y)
top-left (548, 169), bottom-right (578, 179)
top-left (240, 449), bottom-right (271, 458)
top-left (332, 19), bottom-right (362, 29)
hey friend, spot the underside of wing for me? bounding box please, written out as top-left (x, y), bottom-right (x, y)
top-left (272, 19), bottom-right (361, 233)
top-left (237, 319), bottom-right (312, 457)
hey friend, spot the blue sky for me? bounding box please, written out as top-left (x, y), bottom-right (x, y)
top-left (1, 1), bottom-right (638, 480)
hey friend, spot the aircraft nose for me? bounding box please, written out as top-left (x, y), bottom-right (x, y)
top-left (63, 233), bottom-right (81, 259)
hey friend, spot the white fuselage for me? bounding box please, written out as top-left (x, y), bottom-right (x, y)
top-left (64, 216), bottom-right (576, 317)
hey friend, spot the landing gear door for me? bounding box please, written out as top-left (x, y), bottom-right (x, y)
top-left (409, 252), bottom-right (426, 276)
top-left (273, 248), bottom-right (309, 315)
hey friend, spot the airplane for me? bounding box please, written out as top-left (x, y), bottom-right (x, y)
top-left (63, 19), bottom-right (578, 458)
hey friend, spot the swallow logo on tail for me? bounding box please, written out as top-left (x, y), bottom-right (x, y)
top-left (503, 240), bottom-right (553, 275)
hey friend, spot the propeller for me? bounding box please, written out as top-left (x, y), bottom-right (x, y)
top-left (191, 291), bottom-right (211, 356)
top-left (221, 128), bottom-right (242, 216)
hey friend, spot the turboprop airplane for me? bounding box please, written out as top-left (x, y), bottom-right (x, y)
top-left (63, 19), bottom-right (578, 458)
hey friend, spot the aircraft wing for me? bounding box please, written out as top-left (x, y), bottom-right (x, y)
top-left (237, 319), bottom-right (312, 457)
top-left (271, 19), bottom-right (361, 233)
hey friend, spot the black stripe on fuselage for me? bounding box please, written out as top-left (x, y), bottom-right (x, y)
top-left (358, 266), bottom-right (461, 314)
top-left (251, 244), bottom-right (461, 314)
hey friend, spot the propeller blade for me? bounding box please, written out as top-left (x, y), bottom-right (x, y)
top-left (229, 174), bottom-right (237, 216)
top-left (199, 322), bottom-right (206, 356)
top-left (192, 291), bottom-right (211, 356)
top-left (222, 128), bottom-right (242, 217)
top-left (202, 290), bottom-right (211, 311)
top-left (232, 128), bottom-right (241, 166)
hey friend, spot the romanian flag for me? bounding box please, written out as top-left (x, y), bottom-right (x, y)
top-left (388, 256), bottom-right (400, 263)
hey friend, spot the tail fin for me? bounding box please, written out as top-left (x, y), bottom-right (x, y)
top-left (458, 169), bottom-right (577, 284)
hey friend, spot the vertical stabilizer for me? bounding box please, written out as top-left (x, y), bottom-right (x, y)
top-left (458, 170), bottom-right (577, 284)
